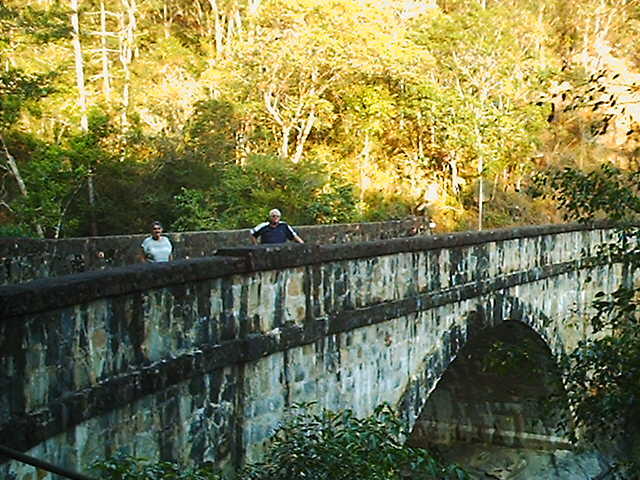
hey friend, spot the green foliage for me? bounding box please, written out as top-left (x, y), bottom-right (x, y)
top-left (172, 187), bottom-right (218, 232)
top-left (212, 155), bottom-right (358, 229)
top-left (12, 141), bottom-right (87, 237)
top-left (310, 178), bottom-right (360, 224)
top-left (0, 3), bottom-right (69, 46)
top-left (0, 223), bottom-right (35, 238)
top-left (90, 405), bottom-right (469, 480)
top-left (533, 162), bottom-right (640, 474)
top-left (241, 403), bottom-right (468, 480)
top-left (558, 286), bottom-right (640, 473)
top-left (93, 453), bottom-right (223, 480)
top-left (360, 191), bottom-right (413, 222)
top-left (0, 68), bottom-right (55, 129)
top-left (183, 99), bottom-right (238, 166)
top-left (0, 0), bottom-right (634, 234)
top-left (90, 156), bottom-right (148, 235)
top-left (531, 164), bottom-right (640, 223)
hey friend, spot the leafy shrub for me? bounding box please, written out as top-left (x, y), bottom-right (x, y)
top-left (360, 191), bottom-right (413, 222)
top-left (93, 453), bottom-right (224, 480)
top-left (92, 404), bottom-right (468, 480)
top-left (213, 154), bottom-right (359, 229)
top-left (532, 163), bottom-right (640, 475)
top-left (171, 187), bottom-right (218, 232)
top-left (0, 223), bottom-right (35, 237)
top-left (241, 403), bottom-right (469, 480)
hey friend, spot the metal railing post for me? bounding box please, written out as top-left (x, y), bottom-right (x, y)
top-left (0, 444), bottom-right (97, 480)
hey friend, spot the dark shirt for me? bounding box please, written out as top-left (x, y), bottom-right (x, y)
top-left (251, 222), bottom-right (297, 244)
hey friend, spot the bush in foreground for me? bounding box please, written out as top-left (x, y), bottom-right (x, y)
top-left (94, 404), bottom-right (468, 480)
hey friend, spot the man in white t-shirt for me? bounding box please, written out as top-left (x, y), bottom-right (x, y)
top-left (141, 221), bottom-right (173, 262)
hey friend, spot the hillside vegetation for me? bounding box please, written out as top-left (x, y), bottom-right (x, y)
top-left (2, 0), bottom-right (640, 237)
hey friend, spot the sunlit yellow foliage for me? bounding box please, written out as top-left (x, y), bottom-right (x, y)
top-left (2, 0), bottom-right (640, 236)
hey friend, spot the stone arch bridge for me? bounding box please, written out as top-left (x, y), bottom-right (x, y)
top-left (0, 223), bottom-right (623, 478)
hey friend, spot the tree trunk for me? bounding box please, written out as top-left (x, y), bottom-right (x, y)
top-left (226, 10), bottom-right (236, 48)
top-left (208, 0), bottom-right (224, 57)
top-left (450, 152), bottom-right (460, 194)
top-left (359, 132), bottom-right (371, 202)
top-left (280, 125), bottom-right (291, 159)
top-left (70, 0), bottom-right (88, 132)
top-left (291, 109), bottom-right (316, 164)
top-left (119, 0), bottom-right (136, 135)
top-left (0, 133), bottom-right (44, 237)
top-left (100, 0), bottom-right (112, 102)
top-left (264, 89), bottom-right (291, 159)
top-left (246, 0), bottom-right (261, 42)
top-left (71, 0), bottom-right (98, 235)
top-left (248, 0), bottom-right (262, 16)
top-left (162, 0), bottom-right (171, 38)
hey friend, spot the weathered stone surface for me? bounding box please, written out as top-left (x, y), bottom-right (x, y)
top-left (0, 222), bottom-right (623, 478)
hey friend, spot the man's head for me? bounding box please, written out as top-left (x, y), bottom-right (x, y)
top-left (268, 208), bottom-right (281, 225)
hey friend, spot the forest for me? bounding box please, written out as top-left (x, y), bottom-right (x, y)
top-left (2, 0), bottom-right (639, 238)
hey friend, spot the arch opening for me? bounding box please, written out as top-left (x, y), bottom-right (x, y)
top-left (408, 320), bottom-right (567, 452)
top-left (406, 320), bottom-right (616, 478)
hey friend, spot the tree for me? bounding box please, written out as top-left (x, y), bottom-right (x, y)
top-left (411, 3), bottom-right (550, 229)
top-left (204, 153), bottom-right (357, 230)
top-left (3, 0), bottom-right (640, 236)
top-left (0, 68), bottom-right (58, 237)
top-left (532, 164), bottom-right (640, 475)
top-left (219, 0), bottom-right (432, 163)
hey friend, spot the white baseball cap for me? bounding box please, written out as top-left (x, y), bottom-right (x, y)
top-left (269, 208), bottom-right (282, 217)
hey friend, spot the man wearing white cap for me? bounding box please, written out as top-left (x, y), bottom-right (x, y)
top-left (250, 208), bottom-right (304, 244)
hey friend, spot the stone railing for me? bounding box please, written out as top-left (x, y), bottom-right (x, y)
top-left (0, 217), bottom-right (430, 285)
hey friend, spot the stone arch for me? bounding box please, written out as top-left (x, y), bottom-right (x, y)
top-left (401, 294), bottom-right (614, 479)
top-left (398, 294), bottom-right (566, 433)
top-left (407, 319), bottom-right (568, 451)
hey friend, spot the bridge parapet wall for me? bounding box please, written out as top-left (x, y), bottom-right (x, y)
top-left (0, 222), bottom-right (622, 477)
top-left (0, 218), bottom-right (429, 286)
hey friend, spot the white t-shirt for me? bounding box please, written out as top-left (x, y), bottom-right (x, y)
top-left (141, 236), bottom-right (173, 262)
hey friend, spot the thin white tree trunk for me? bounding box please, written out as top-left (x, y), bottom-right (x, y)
top-left (70, 0), bottom-right (88, 132)
top-left (291, 109), bottom-right (316, 164)
top-left (246, 0), bottom-right (261, 42)
top-left (208, 0), bottom-right (223, 57)
top-left (280, 125), bottom-right (291, 159)
top-left (450, 152), bottom-right (460, 194)
top-left (0, 133), bottom-right (45, 237)
top-left (119, 0), bottom-right (136, 134)
top-left (226, 11), bottom-right (235, 47)
top-left (264, 89), bottom-right (292, 159)
top-left (162, 0), bottom-right (170, 38)
top-left (100, 0), bottom-right (111, 101)
top-left (359, 132), bottom-right (371, 202)
top-left (71, 0), bottom-right (98, 235)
